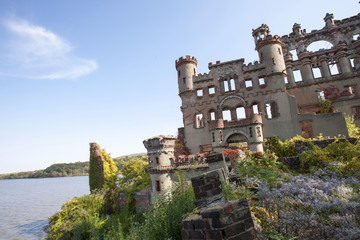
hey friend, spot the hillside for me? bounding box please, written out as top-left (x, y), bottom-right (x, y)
top-left (0, 153), bottom-right (147, 179)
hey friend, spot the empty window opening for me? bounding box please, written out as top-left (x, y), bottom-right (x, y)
top-left (272, 58), bottom-right (276, 65)
top-left (312, 67), bottom-right (322, 78)
top-left (197, 89), bottom-right (203, 97)
top-left (353, 34), bottom-right (359, 41)
top-left (230, 78), bottom-right (236, 91)
top-left (307, 40), bottom-right (333, 52)
top-left (209, 86), bottom-right (215, 94)
top-left (155, 180), bottom-right (161, 192)
top-left (265, 101), bottom-right (278, 119)
top-left (245, 80), bottom-right (253, 88)
top-left (249, 127), bottom-right (253, 138)
top-left (178, 70), bottom-right (180, 77)
top-left (346, 85), bottom-right (355, 95)
top-left (194, 68), bottom-right (196, 75)
top-left (278, 48), bottom-right (281, 55)
top-left (289, 49), bottom-right (298, 61)
top-left (195, 113), bottom-right (204, 128)
top-left (222, 110), bottom-right (231, 121)
top-left (219, 130), bottom-right (223, 142)
top-left (236, 107), bottom-right (246, 119)
top-left (350, 58), bottom-right (355, 68)
top-left (316, 90), bottom-right (325, 100)
top-left (155, 157), bottom-right (160, 164)
top-left (212, 132), bottom-right (215, 142)
top-left (224, 80), bottom-right (229, 92)
top-left (210, 111), bottom-right (215, 121)
top-left (284, 76), bottom-right (288, 84)
top-left (329, 63), bottom-right (339, 75)
top-left (293, 70), bottom-right (302, 82)
top-left (258, 77), bottom-right (265, 85)
top-left (252, 104), bottom-right (259, 114)
top-left (183, 78), bottom-right (186, 84)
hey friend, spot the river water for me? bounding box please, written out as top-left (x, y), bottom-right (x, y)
top-left (0, 176), bottom-right (89, 240)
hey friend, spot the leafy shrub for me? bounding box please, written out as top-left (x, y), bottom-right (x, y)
top-left (127, 172), bottom-right (195, 240)
top-left (318, 98), bottom-right (332, 113)
top-left (299, 139), bottom-right (360, 178)
top-left (265, 136), bottom-right (296, 157)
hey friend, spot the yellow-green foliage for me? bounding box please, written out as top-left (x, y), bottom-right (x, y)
top-left (89, 143), bottom-right (118, 193)
top-left (265, 136), bottom-right (296, 157)
top-left (299, 139), bottom-right (360, 178)
top-left (119, 159), bottom-right (150, 193)
top-left (318, 98), bottom-right (332, 113)
top-left (46, 192), bottom-right (106, 240)
top-left (345, 113), bottom-right (360, 137)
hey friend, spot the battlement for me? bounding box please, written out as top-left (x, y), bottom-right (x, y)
top-left (242, 60), bottom-right (264, 72)
top-left (175, 55), bottom-right (198, 68)
top-left (194, 72), bottom-right (213, 82)
top-left (252, 24), bottom-right (270, 37)
top-left (255, 34), bottom-right (282, 50)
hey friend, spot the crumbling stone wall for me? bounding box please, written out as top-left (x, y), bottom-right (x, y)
top-left (181, 169), bottom-right (257, 240)
top-left (117, 187), bottom-right (151, 211)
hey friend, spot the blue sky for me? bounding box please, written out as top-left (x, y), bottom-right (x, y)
top-left (0, 0), bottom-right (358, 174)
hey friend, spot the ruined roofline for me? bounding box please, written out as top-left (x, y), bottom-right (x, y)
top-left (208, 58), bottom-right (244, 69)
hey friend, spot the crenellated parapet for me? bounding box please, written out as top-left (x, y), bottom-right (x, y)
top-left (194, 71), bottom-right (213, 82)
top-left (243, 61), bottom-right (265, 73)
top-left (175, 55), bottom-right (198, 69)
top-left (255, 34), bottom-right (283, 51)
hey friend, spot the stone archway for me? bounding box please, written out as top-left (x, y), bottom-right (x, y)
top-left (223, 130), bottom-right (250, 149)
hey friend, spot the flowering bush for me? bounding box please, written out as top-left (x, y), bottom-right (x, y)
top-left (228, 144), bottom-right (360, 239)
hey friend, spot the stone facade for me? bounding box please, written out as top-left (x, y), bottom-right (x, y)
top-left (176, 13), bottom-right (360, 155)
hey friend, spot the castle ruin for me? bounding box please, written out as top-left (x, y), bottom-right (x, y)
top-left (144, 12), bottom-right (360, 195)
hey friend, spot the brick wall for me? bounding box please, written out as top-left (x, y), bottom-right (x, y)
top-left (182, 169), bottom-right (257, 240)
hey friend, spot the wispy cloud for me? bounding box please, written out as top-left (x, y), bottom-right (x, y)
top-left (0, 17), bottom-right (97, 80)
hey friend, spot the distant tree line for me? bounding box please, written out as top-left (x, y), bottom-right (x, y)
top-left (0, 154), bottom-right (147, 180)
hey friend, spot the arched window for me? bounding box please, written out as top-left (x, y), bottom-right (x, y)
top-left (252, 103), bottom-right (259, 114)
top-left (209, 110), bottom-right (216, 121)
top-left (307, 40), bottom-right (333, 52)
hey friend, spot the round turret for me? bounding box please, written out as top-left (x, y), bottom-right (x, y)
top-left (175, 55), bottom-right (197, 94)
top-left (252, 25), bottom-right (286, 76)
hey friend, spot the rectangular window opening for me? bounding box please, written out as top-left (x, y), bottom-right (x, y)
top-left (253, 104), bottom-right (259, 114)
top-left (284, 76), bottom-right (288, 84)
top-left (293, 70), bottom-right (302, 82)
top-left (197, 89), bottom-right (203, 97)
top-left (230, 79), bottom-right (236, 91)
top-left (208, 87), bottom-right (215, 94)
top-left (245, 80), bottom-right (253, 88)
top-left (222, 110), bottom-right (231, 121)
top-left (312, 67), bottom-right (322, 78)
top-left (258, 77), bottom-right (265, 85)
top-left (155, 180), bottom-right (161, 192)
top-left (210, 111), bottom-right (215, 121)
top-left (236, 107), bottom-right (246, 119)
top-left (224, 80), bottom-right (229, 92)
top-left (329, 63), bottom-right (339, 75)
top-left (290, 49), bottom-right (298, 61)
top-left (195, 113), bottom-right (204, 128)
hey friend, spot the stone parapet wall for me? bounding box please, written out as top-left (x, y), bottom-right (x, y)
top-left (182, 169), bottom-right (257, 240)
top-left (181, 199), bottom-right (257, 240)
top-left (117, 187), bottom-right (151, 211)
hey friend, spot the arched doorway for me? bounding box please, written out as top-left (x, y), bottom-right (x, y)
top-left (226, 133), bottom-right (248, 149)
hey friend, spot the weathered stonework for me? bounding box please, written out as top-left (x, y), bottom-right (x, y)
top-left (181, 170), bottom-right (258, 240)
top-left (176, 13), bottom-right (360, 155)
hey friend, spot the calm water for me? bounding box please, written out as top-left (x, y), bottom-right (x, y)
top-left (0, 176), bottom-right (90, 240)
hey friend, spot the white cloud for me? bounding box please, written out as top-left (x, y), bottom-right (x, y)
top-left (0, 17), bottom-right (97, 80)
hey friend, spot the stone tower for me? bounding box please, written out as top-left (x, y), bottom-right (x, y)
top-left (176, 55), bottom-right (198, 95)
top-left (143, 136), bottom-right (177, 195)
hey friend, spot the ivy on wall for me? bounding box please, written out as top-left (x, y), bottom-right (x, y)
top-left (89, 143), bottom-right (118, 193)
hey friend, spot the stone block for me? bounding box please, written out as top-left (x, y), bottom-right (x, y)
top-left (224, 222), bottom-right (246, 238)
